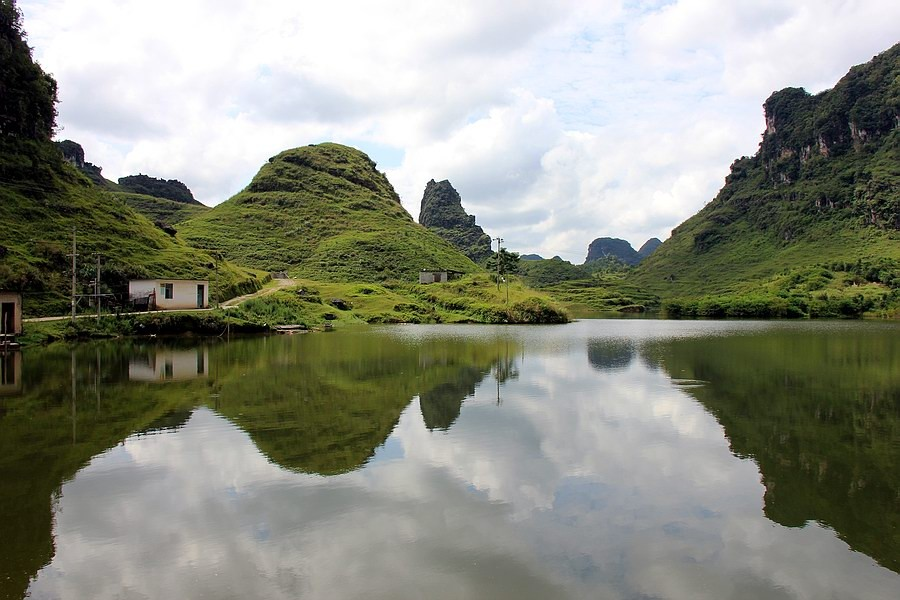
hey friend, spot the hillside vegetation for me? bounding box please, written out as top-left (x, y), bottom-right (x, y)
top-left (0, 2), bottom-right (259, 316)
top-left (632, 43), bottom-right (900, 315)
top-left (178, 143), bottom-right (477, 282)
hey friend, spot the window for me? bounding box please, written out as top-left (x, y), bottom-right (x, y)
top-left (161, 283), bottom-right (174, 299)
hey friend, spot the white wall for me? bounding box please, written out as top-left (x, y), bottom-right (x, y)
top-left (129, 280), bottom-right (209, 310)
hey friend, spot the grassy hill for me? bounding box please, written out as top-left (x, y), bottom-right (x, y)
top-left (0, 140), bottom-right (260, 316)
top-left (631, 43), bottom-right (900, 316)
top-left (177, 143), bottom-right (478, 282)
top-left (0, 4), bottom-right (259, 316)
top-left (116, 191), bottom-right (210, 227)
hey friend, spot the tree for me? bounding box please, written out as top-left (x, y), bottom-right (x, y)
top-left (487, 248), bottom-right (520, 279)
top-left (0, 0), bottom-right (58, 140)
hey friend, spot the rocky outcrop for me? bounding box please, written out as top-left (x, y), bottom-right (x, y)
top-left (55, 139), bottom-right (108, 187)
top-left (118, 174), bottom-right (200, 205)
top-left (418, 179), bottom-right (493, 263)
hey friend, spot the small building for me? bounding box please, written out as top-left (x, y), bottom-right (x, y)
top-left (129, 279), bottom-right (209, 310)
top-left (0, 291), bottom-right (23, 335)
top-left (419, 270), bottom-right (464, 284)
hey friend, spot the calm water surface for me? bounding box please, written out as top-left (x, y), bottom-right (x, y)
top-left (1, 320), bottom-right (898, 599)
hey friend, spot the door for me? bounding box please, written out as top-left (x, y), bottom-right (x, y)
top-left (197, 285), bottom-right (205, 308)
top-left (1, 302), bottom-right (14, 334)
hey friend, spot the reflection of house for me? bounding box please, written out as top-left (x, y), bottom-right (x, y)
top-left (128, 348), bottom-right (209, 381)
top-left (0, 351), bottom-right (22, 396)
top-left (129, 279), bottom-right (209, 310)
top-left (419, 270), bottom-right (463, 284)
top-left (0, 291), bottom-right (23, 335)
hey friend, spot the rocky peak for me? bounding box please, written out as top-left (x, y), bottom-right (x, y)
top-left (418, 179), bottom-right (492, 263)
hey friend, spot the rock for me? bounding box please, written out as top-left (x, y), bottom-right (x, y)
top-left (418, 179), bottom-right (493, 263)
top-left (329, 298), bottom-right (353, 311)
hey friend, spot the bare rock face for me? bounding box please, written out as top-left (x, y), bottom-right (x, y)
top-left (418, 179), bottom-right (493, 263)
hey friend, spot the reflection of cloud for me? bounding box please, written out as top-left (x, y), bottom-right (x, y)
top-left (29, 322), bottom-right (900, 599)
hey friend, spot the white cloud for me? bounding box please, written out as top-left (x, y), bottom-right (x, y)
top-left (18, 0), bottom-right (900, 261)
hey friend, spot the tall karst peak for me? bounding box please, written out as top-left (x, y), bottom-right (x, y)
top-left (418, 179), bottom-right (493, 263)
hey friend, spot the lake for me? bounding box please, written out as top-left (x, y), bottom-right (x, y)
top-left (1, 320), bottom-right (898, 599)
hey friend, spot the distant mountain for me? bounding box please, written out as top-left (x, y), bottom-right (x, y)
top-left (178, 144), bottom-right (476, 281)
top-left (585, 237), bottom-right (640, 265)
top-left (520, 254), bottom-right (544, 261)
top-left (635, 43), bottom-right (900, 300)
top-left (637, 238), bottom-right (662, 259)
top-left (418, 179), bottom-right (493, 263)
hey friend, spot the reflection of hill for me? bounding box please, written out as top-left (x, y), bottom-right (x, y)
top-left (0, 344), bottom-right (206, 600)
top-left (420, 366), bottom-right (485, 431)
top-left (0, 334), bottom-right (521, 598)
top-left (587, 339), bottom-right (635, 371)
top-left (208, 334), bottom-right (514, 473)
top-left (643, 330), bottom-right (900, 573)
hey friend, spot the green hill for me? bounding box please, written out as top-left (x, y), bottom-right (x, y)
top-left (0, 3), bottom-right (258, 316)
top-left (0, 149), bottom-right (260, 315)
top-left (56, 140), bottom-right (211, 227)
top-left (116, 191), bottom-right (210, 227)
top-left (178, 143), bottom-right (478, 282)
top-left (633, 43), bottom-right (900, 313)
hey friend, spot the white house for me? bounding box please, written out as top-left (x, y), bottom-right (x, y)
top-left (129, 279), bottom-right (209, 310)
top-left (0, 291), bottom-right (23, 335)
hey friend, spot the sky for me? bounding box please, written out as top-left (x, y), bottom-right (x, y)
top-left (18, 0), bottom-right (900, 263)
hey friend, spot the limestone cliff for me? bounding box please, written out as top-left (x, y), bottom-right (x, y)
top-left (418, 179), bottom-right (493, 263)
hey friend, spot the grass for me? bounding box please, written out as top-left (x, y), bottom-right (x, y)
top-left (0, 138), bottom-right (261, 316)
top-left (116, 191), bottom-right (209, 226)
top-left (177, 143), bottom-right (478, 282)
top-left (229, 274), bottom-right (569, 327)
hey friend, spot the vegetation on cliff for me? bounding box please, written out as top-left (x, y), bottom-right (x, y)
top-left (627, 44), bottom-right (900, 316)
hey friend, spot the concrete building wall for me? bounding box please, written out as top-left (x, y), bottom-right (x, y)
top-left (0, 292), bottom-right (23, 335)
top-left (129, 280), bottom-right (209, 310)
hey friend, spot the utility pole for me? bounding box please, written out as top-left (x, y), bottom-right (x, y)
top-left (69, 227), bottom-right (78, 323)
top-left (94, 253), bottom-right (101, 318)
top-left (494, 236), bottom-right (503, 290)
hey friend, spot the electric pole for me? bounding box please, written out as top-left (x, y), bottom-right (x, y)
top-left (69, 227), bottom-right (78, 323)
top-left (494, 236), bottom-right (503, 290)
top-left (93, 253), bottom-right (101, 318)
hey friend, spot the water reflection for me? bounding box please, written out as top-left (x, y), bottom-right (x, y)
top-left (587, 338), bottom-right (636, 372)
top-left (0, 350), bottom-right (21, 396)
top-left (0, 322), bottom-right (897, 599)
top-left (128, 347), bottom-right (209, 381)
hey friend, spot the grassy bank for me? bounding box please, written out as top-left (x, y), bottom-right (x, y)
top-left (16, 274), bottom-right (569, 346)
